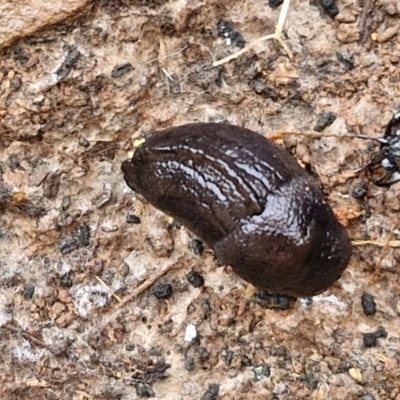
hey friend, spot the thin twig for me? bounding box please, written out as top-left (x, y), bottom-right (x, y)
top-left (4, 324), bottom-right (46, 347)
top-left (352, 239), bottom-right (400, 248)
top-left (112, 261), bottom-right (177, 311)
top-left (213, 0), bottom-right (293, 67)
top-left (95, 275), bottom-right (122, 303)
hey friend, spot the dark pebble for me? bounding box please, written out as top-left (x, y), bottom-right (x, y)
top-left (78, 223), bottom-right (91, 246)
top-left (151, 283), bottom-right (173, 299)
top-left (253, 364), bottom-right (271, 381)
top-left (363, 333), bottom-right (378, 347)
top-left (351, 181), bottom-right (368, 200)
top-left (126, 214), bottom-right (141, 224)
top-left (23, 284), bottom-right (35, 299)
top-left (59, 238), bottom-right (80, 255)
top-left (313, 112), bottom-right (337, 132)
top-left (319, 0), bottom-right (339, 18)
top-left (136, 384), bottom-right (153, 397)
top-left (361, 293), bottom-right (376, 316)
top-left (225, 350), bottom-right (234, 366)
top-left (186, 270), bottom-right (205, 288)
top-left (200, 384), bottom-right (220, 400)
top-left (363, 327), bottom-right (387, 348)
top-left (190, 239), bottom-right (204, 256)
top-left (61, 273), bottom-right (73, 288)
top-left (253, 291), bottom-right (290, 310)
top-left (125, 343), bottom-right (135, 351)
top-left (269, 0), bottom-right (283, 8)
top-left (337, 52), bottom-right (355, 70)
top-left (184, 355), bottom-right (195, 371)
top-left (111, 62), bottom-right (133, 78)
top-left (198, 347), bottom-right (209, 361)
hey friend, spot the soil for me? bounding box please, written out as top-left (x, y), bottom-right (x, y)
top-left (0, 0), bottom-right (400, 399)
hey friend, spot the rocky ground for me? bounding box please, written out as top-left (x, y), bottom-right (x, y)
top-left (0, 0), bottom-right (400, 399)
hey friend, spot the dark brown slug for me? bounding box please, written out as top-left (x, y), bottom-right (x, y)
top-left (121, 123), bottom-right (352, 298)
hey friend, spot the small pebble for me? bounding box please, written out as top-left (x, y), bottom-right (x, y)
top-left (319, 0), bottom-right (339, 18)
top-left (363, 327), bottom-right (387, 348)
top-left (253, 292), bottom-right (290, 310)
top-left (136, 385), bottom-right (153, 397)
top-left (59, 238), bottom-right (79, 255)
top-left (337, 23), bottom-right (360, 44)
top-left (363, 333), bottom-right (377, 348)
top-left (200, 384), bottom-right (220, 400)
top-left (151, 283), bottom-right (173, 299)
top-left (191, 239), bottom-right (204, 256)
top-left (253, 364), bottom-right (271, 381)
top-left (23, 284), bottom-right (35, 299)
top-left (361, 293), bottom-right (376, 316)
top-left (61, 273), bottom-right (73, 288)
top-left (269, 0), bottom-right (283, 8)
top-left (111, 62), bottom-right (133, 78)
top-left (78, 223), bottom-right (91, 246)
top-left (184, 355), bottom-right (195, 371)
top-left (377, 27), bottom-right (398, 43)
top-left (336, 52), bottom-right (355, 70)
top-left (186, 270), bottom-right (205, 288)
top-left (314, 112), bottom-right (337, 132)
top-left (351, 181), bottom-right (367, 200)
top-left (126, 214), bottom-right (141, 224)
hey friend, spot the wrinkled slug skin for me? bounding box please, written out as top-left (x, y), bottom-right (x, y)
top-left (121, 123), bottom-right (352, 297)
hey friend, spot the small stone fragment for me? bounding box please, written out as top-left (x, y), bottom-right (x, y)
top-left (336, 52), bottom-right (355, 70)
top-left (111, 62), bottom-right (133, 78)
top-left (314, 112), bottom-right (337, 132)
top-left (190, 239), bottom-right (204, 256)
top-left (253, 364), bottom-right (271, 381)
top-left (319, 0), bottom-right (339, 18)
top-left (337, 24), bottom-right (360, 43)
top-left (151, 283), bottom-right (173, 299)
top-left (253, 292), bottom-right (291, 310)
top-left (56, 49), bottom-right (81, 80)
top-left (184, 324), bottom-right (197, 342)
top-left (136, 385), bottom-right (153, 397)
top-left (376, 27), bottom-right (398, 43)
top-left (184, 355), bottom-right (195, 371)
top-left (200, 384), bottom-right (219, 400)
top-left (351, 181), bottom-right (367, 200)
top-left (363, 327), bottom-right (387, 348)
top-left (23, 284), bottom-right (35, 299)
top-left (126, 214), bottom-right (141, 224)
top-left (361, 293), bottom-right (376, 316)
top-left (269, 0), bottom-right (283, 8)
top-left (186, 270), bottom-right (204, 288)
top-left (59, 238), bottom-right (80, 255)
top-left (348, 367), bottom-right (362, 383)
top-left (217, 20), bottom-right (246, 48)
top-left (78, 223), bottom-right (91, 246)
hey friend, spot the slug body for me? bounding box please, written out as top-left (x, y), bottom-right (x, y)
top-left (122, 123), bottom-right (351, 297)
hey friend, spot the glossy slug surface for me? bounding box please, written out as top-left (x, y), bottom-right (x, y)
top-left (121, 123), bottom-right (352, 298)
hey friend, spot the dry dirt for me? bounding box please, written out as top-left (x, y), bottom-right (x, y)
top-left (0, 0), bottom-right (400, 399)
